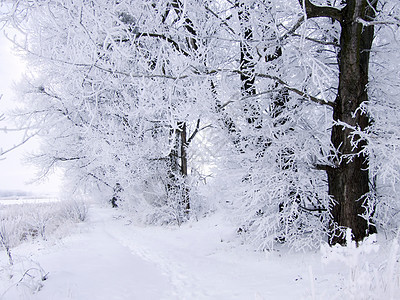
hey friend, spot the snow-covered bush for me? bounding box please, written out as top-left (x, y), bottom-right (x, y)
top-left (0, 200), bottom-right (89, 298)
top-left (0, 257), bottom-right (48, 298)
top-left (24, 208), bottom-right (54, 241)
top-left (321, 230), bottom-right (400, 299)
top-left (60, 199), bottom-right (89, 223)
top-left (0, 200), bottom-right (89, 254)
top-left (0, 215), bottom-right (20, 265)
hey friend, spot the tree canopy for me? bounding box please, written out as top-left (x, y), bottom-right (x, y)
top-left (2, 0), bottom-right (400, 249)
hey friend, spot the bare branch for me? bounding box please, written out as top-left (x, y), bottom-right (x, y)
top-left (135, 32), bottom-right (190, 57)
top-left (290, 33), bottom-right (339, 47)
top-left (0, 126), bottom-right (38, 132)
top-left (54, 156), bottom-right (84, 162)
top-left (0, 131), bottom-right (40, 157)
top-left (299, 0), bottom-right (343, 22)
top-left (280, 16), bottom-right (305, 41)
top-left (202, 68), bottom-right (335, 108)
top-left (299, 205), bottom-right (327, 212)
top-left (256, 73), bottom-right (334, 108)
top-left (204, 5), bottom-right (236, 36)
top-left (219, 90), bottom-right (275, 110)
top-left (187, 119), bottom-right (200, 145)
top-left (87, 173), bottom-right (112, 188)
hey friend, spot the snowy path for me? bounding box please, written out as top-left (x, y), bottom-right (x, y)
top-left (1, 205), bottom-right (345, 299)
top-left (28, 207), bottom-right (172, 300)
top-left (62, 205), bottom-right (318, 299)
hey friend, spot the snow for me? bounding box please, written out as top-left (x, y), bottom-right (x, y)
top-left (0, 198), bottom-right (60, 206)
top-left (28, 212), bottom-right (172, 300)
top-left (1, 203), bottom-right (399, 299)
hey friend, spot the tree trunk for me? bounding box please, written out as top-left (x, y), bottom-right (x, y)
top-left (164, 0), bottom-right (197, 215)
top-left (237, 1), bottom-right (258, 125)
top-left (179, 122), bottom-right (190, 212)
top-left (167, 122), bottom-right (190, 215)
top-left (327, 0), bottom-right (376, 245)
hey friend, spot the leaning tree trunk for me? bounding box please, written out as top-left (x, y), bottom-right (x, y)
top-left (327, 0), bottom-right (377, 245)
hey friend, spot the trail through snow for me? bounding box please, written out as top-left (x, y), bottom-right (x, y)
top-left (2, 203), bottom-right (389, 299)
top-left (23, 207), bottom-right (172, 300)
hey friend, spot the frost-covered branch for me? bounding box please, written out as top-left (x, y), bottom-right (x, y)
top-left (208, 69), bottom-right (335, 108)
top-left (0, 131), bottom-right (40, 157)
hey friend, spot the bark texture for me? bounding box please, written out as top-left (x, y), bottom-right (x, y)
top-left (301, 0), bottom-right (377, 244)
top-left (327, 0), bottom-right (377, 244)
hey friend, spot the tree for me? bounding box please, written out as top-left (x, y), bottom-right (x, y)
top-left (8, 0), bottom-right (212, 224)
top-left (204, 1), bottom-right (333, 249)
top-left (4, 0), bottom-right (400, 249)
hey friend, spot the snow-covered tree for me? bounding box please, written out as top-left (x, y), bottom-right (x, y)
top-left (3, 0), bottom-right (400, 249)
top-left (205, 0), bottom-right (400, 248)
top-left (7, 0), bottom-right (215, 224)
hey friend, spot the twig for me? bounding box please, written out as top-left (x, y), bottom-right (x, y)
top-left (0, 131), bottom-right (40, 157)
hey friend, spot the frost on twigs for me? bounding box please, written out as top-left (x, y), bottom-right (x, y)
top-left (0, 211), bottom-right (23, 266)
top-left (0, 200), bottom-right (89, 298)
top-left (130, 174), bottom-right (202, 226)
top-left (0, 258), bottom-right (48, 299)
top-left (0, 200), bottom-right (89, 267)
top-left (0, 220), bottom-right (16, 266)
top-left (60, 199), bottom-right (89, 223)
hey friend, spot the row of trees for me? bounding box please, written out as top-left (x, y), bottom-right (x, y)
top-left (2, 0), bottom-right (400, 249)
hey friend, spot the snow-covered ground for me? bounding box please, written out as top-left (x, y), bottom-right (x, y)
top-left (0, 197), bottom-right (59, 206)
top-left (1, 203), bottom-right (399, 299)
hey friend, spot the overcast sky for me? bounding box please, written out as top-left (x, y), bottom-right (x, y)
top-left (0, 31), bottom-right (61, 196)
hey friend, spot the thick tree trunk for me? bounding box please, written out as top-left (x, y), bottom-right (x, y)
top-left (327, 0), bottom-right (376, 245)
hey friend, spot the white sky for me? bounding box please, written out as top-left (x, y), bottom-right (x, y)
top-left (0, 31), bottom-right (61, 196)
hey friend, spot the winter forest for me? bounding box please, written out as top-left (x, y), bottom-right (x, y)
top-left (1, 0), bottom-right (400, 298)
